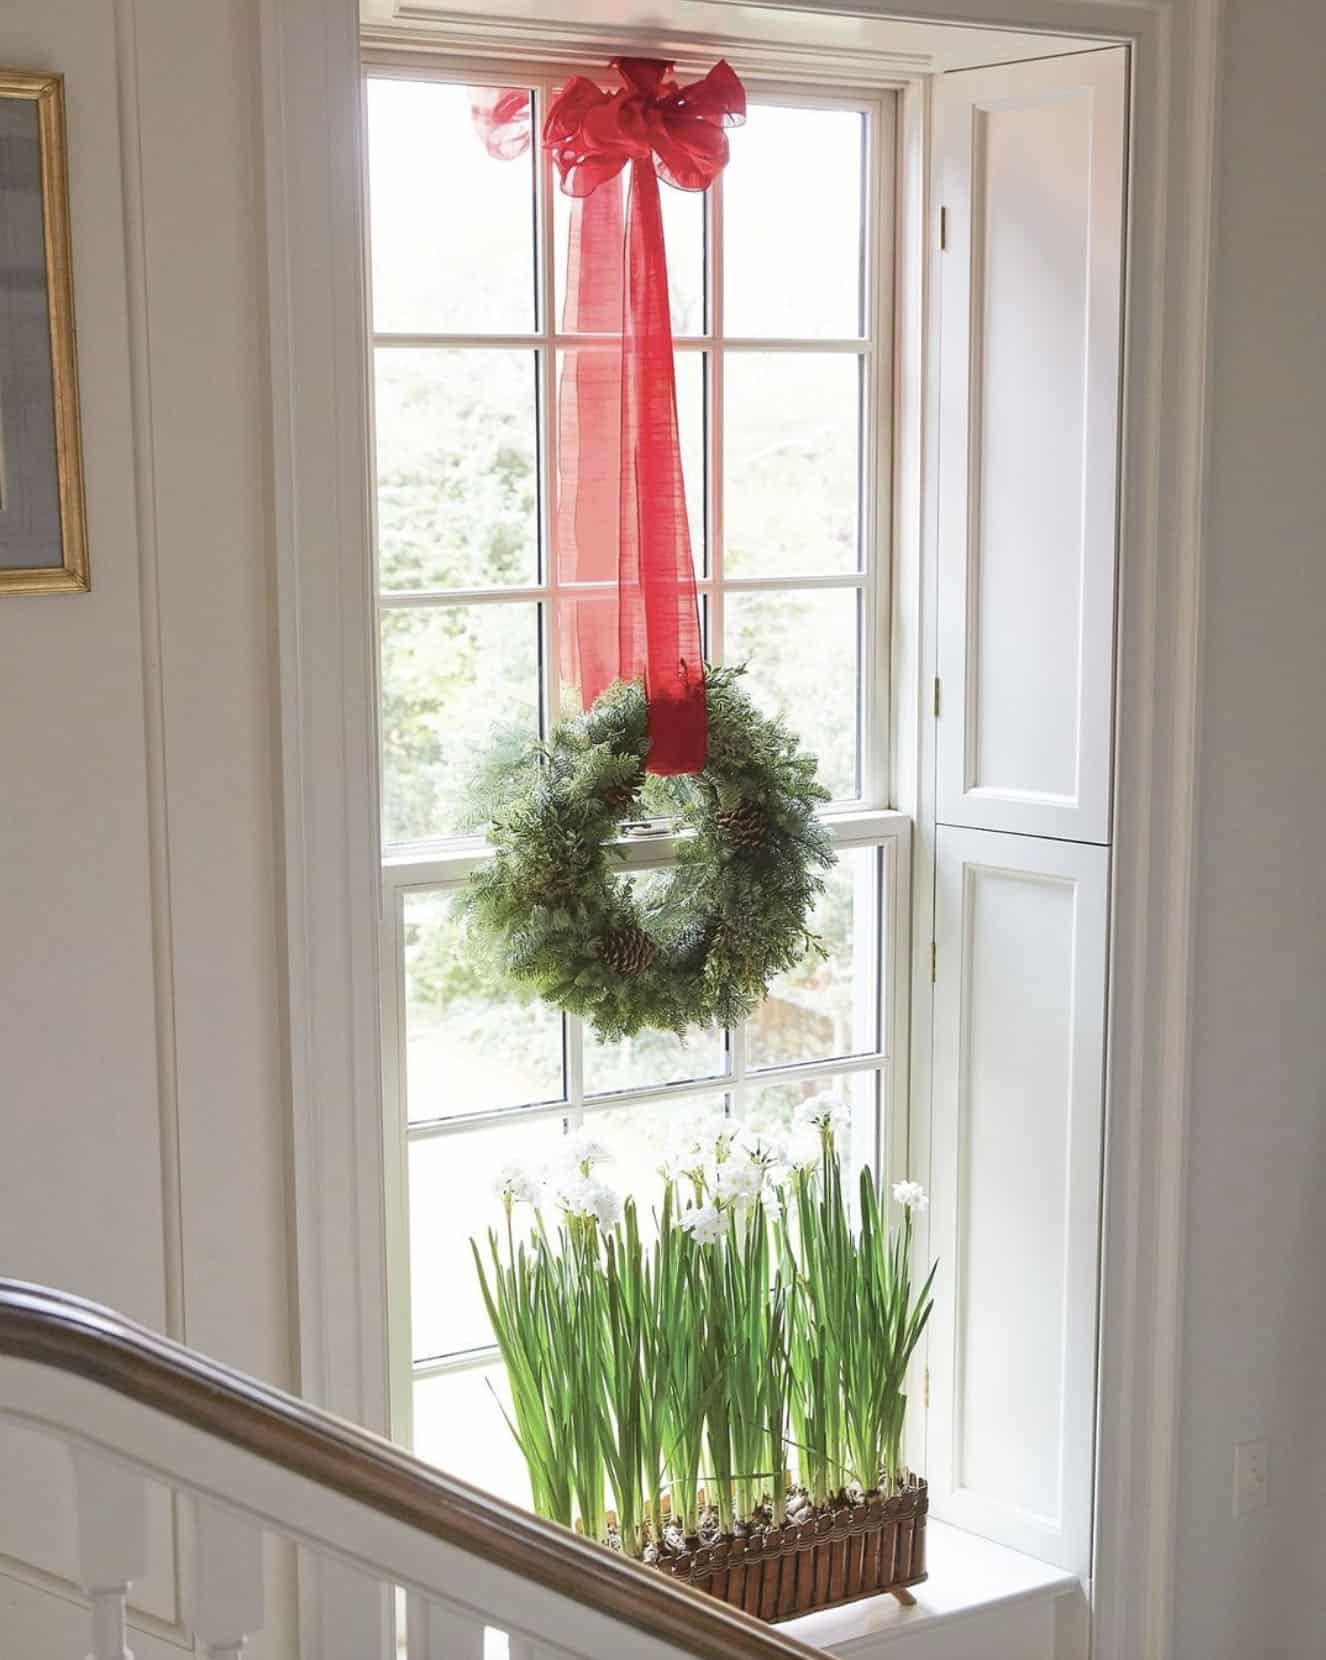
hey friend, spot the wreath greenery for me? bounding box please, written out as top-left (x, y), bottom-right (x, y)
top-left (462, 666), bottom-right (836, 1041)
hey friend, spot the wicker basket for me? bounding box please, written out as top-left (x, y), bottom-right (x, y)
top-left (652, 1480), bottom-right (928, 1622)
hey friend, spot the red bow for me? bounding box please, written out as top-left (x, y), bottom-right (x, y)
top-left (471, 60), bottom-right (745, 776)
top-left (544, 58), bottom-right (745, 196)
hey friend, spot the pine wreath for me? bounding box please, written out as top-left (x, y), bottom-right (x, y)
top-left (461, 666), bottom-right (836, 1041)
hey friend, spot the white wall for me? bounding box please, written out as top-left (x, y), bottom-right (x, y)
top-left (1174, 1), bottom-right (1326, 1655)
top-left (0, 0), bottom-right (295, 1650)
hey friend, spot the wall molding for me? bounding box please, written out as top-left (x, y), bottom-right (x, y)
top-left (257, 0), bottom-right (387, 1435)
top-left (363, 12), bottom-right (932, 83)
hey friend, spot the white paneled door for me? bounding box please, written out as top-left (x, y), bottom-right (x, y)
top-left (935, 48), bottom-right (1127, 844)
top-left (926, 825), bottom-right (1109, 1572)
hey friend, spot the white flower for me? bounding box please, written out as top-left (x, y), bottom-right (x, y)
top-left (681, 1203), bottom-right (726, 1245)
top-left (664, 1110), bottom-right (735, 1177)
top-left (584, 1177), bottom-right (624, 1231)
top-left (788, 1126), bottom-right (826, 1172)
top-left (553, 1171), bottom-right (623, 1231)
top-left (561, 1129), bottom-right (613, 1178)
top-left (492, 1159), bottom-right (543, 1206)
top-left (793, 1091), bottom-right (852, 1146)
top-left (713, 1154), bottom-right (762, 1205)
top-left (740, 1130), bottom-right (789, 1174)
top-left (892, 1180), bottom-right (929, 1213)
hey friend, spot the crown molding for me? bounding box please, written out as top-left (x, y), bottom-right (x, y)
top-left (363, 8), bottom-right (932, 84)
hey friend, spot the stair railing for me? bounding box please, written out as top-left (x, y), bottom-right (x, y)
top-left (0, 1279), bottom-right (825, 1660)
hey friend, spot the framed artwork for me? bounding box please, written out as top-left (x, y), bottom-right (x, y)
top-left (0, 69), bottom-right (87, 594)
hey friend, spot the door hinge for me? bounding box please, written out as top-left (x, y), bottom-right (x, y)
top-left (924, 1368), bottom-right (931, 1409)
top-left (939, 206), bottom-right (948, 250)
top-left (933, 676), bottom-right (941, 718)
top-left (929, 941), bottom-right (937, 982)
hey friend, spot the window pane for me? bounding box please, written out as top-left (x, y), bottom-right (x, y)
top-left (376, 349), bottom-right (539, 593)
top-left (554, 349), bottom-right (704, 581)
top-left (676, 350), bottom-right (707, 573)
top-left (403, 890), bottom-right (564, 1121)
top-left (724, 587), bottom-right (860, 800)
top-left (724, 353), bottom-right (861, 579)
top-left (724, 105), bottom-right (864, 339)
top-left (748, 846), bottom-right (879, 1070)
top-left (553, 174), bottom-right (705, 337)
top-left (583, 1025), bottom-right (727, 1097)
top-left (745, 1070), bottom-right (878, 1187)
top-left (381, 602), bottom-right (541, 845)
top-left (367, 79), bottom-right (535, 335)
top-left (410, 1115), bottom-right (566, 1361)
top-left (414, 1365), bottom-right (533, 1502)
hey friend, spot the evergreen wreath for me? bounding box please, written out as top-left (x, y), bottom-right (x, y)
top-left (462, 666), bottom-right (836, 1041)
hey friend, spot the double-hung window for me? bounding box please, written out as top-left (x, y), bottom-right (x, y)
top-left (366, 59), bottom-right (909, 1497)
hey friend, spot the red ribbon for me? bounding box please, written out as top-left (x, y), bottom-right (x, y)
top-left (473, 60), bottom-right (745, 774)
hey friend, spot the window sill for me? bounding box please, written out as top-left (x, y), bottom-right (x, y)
top-left (780, 1522), bottom-right (1085, 1660)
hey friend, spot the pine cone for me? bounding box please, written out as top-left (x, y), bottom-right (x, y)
top-left (602, 781), bottom-right (642, 813)
top-left (598, 926), bottom-right (658, 977)
top-left (715, 799), bottom-right (767, 851)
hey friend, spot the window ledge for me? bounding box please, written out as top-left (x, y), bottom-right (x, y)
top-left (779, 1521), bottom-right (1083, 1660)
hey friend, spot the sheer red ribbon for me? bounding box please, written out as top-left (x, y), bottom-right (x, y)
top-left (472, 60), bottom-right (745, 774)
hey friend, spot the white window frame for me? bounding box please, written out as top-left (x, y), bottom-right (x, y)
top-left (362, 53), bottom-right (911, 1447)
top-left (260, 2), bottom-right (1221, 1655)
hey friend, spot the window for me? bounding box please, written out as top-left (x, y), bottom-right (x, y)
top-left (365, 60), bottom-right (908, 1497)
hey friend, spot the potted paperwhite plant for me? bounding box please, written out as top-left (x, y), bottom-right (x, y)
top-left (472, 1096), bottom-right (936, 1622)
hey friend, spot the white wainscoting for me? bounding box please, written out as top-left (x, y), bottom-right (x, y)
top-left (0, 0), bottom-right (295, 1651)
top-left (935, 49), bottom-right (1125, 846)
top-left (925, 826), bottom-right (1109, 1573)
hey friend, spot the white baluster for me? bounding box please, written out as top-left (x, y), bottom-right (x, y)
top-left (314, 1558), bottom-right (389, 1660)
top-left (189, 1500), bottom-right (265, 1657)
top-left (70, 1449), bottom-right (147, 1660)
top-left (405, 1590), bottom-right (484, 1660)
top-left (508, 1637), bottom-right (559, 1660)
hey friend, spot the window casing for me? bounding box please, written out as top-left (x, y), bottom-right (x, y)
top-left (364, 57), bottom-right (908, 1492)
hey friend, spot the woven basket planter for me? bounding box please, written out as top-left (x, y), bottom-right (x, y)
top-left (651, 1479), bottom-right (928, 1622)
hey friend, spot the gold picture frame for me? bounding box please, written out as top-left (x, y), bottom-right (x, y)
top-left (0, 69), bottom-right (88, 594)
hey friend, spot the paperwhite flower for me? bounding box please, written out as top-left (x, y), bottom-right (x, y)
top-left (584, 1177), bottom-right (624, 1230)
top-left (713, 1154), bottom-right (762, 1205)
top-left (793, 1091), bottom-right (852, 1146)
top-left (561, 1129), bottom-right (613, 1178)
top-left (681, 1203), bottom-right (726, 1245)
top-left (788, 1126), bottom-right (826, 1172)
top-left (665, 1109), bottom-right (735, 1176)
top-left (554, 1172), bottom-right (623, 1231)
top-left (892, 1180), bottom-right (929, 1213)
top-left (492, 1159), bottom-right (542, 1206)
top-left (740, 1130), bottom-right (789, 1174)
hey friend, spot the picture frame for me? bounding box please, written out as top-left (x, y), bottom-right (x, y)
top-left (0, 68), bottom-right (88, 594)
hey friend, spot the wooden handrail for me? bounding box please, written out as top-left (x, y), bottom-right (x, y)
top-left (0, 1279), bottom-right (826, 1660)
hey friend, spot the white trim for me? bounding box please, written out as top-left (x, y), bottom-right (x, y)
top-left (259, 0), bottom-right (388, 1432)
top-left (361, 14), bottom-right (932, 85)
top-left (262, 7), bottom-right (1219, 1659)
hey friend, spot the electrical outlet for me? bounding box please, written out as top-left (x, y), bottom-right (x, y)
top-left (1234, 1438), bottom-right (1269, 1517)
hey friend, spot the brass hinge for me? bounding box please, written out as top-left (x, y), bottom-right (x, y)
top-left (939, 206), bottom-right (948, 250)
top-left (933, 676), bottom-right (941, 718)
top-left (930, 941), bottom-right (937, 982)
top-left (924, 1368), bottom-right (931, 1409)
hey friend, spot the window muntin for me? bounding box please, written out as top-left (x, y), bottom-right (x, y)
top-left (366, 61), bottom-right (904, 1466)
